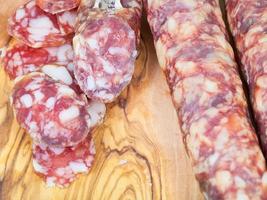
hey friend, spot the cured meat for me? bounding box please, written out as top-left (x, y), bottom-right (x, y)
top-left (3, 41), bottom-right (74, 79)
top-left (11, 72), bottom-right (106, 147)
top-left (144, 0), bottom-right (267, 199)
top-left (73, 0), bottom-right (141, 102)
top-left (8, 0), bottom-right (68, 48)
top-left (226, 0), bottom-right (267, 157)
top-left (36, 0), bottom-right (80, 14)
top-left (32, 136), bottom-right (95, 188)
top-left (56, 9), bottom-right (77, 35)
top-left (41, 64), bottom-right (82, 94)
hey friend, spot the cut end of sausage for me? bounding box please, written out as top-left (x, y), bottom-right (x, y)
top-left (73, 16), bottom-right (137, 103)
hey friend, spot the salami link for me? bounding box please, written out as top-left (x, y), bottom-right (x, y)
top-left (8, 0), bottom-right (68, 48)
top-left (56, 9), bottom-right (77, 35)
top-left (11, 72), bottom-right (106, 147)
top-left (226, 1), bottom-right (267, 157)
top-left (3, 41), bottom-right (74, 79)
top-left (36, 0), bottom-right (80, 14)
top-left (32, 136), bottom-right (95, 188)
top-left (145, 0), bottom-right (267, 199)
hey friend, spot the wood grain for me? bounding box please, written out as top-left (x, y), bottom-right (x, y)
top-left (0, 1), bottom-right (203, 199)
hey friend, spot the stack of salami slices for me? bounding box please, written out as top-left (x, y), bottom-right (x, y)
top-left (2, 0), bottom-right (141, 188)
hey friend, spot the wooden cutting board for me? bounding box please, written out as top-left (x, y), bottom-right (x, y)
top-left (0, 1), bottom-right (204, 199)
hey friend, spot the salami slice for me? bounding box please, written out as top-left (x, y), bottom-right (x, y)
top-left (32, 136), bottom-right (95, 188)
top-left (11, 72), bottom-right (106, 147)
top-left (144, 0), bottom-right (267, 199)
top-left (74, 0), bottom-right (141, 102)
top-left (226, 0), bottom-right (267, 158)
top-left (36, 0), bottom-right (80, 14)
top-left (3, 41), bottom-right (74, 79)
top-left (7, 0), bottom-right (68, 48)
top-left (56, 9), bottom-right (77, 35)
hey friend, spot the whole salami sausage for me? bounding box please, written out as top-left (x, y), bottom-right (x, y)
top-left (11, 72), bottom-right (106, 147)
top-left (36, 0), bottom-right (80, 14)
top-left (8, 0), bottom-right (69, 48)
top-left (73, 0), bottom-right (141, 103)
top-left (32, 135), bottom-right (95, 188)
top-left (144, 0), bottom-right (267, 199)
top-left (3, 41), bottom-right (74, 79)
top-left (226, 0), bottom-right (267, 158)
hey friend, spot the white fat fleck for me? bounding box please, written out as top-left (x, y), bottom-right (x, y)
top-left (205, 79), bottom-right (218, 92)
top-left (262, 172), bottom-right (267, 185)
top-left (20, 94), bottom-right (33, 108)
top-left (56, 167), bottom-right (66, 176)
top-left (96, 77), bottom-right (108, 88)
top-left (102, 59), bottom-right (114, 74)
top-left (46, 177), bottom-right (56, 187)
top-left (67, 62), bottom-right (74, 71)
top-left (87, 38), bottom-right (99, 50)
top-left (59, 106), bottom-right (80, 123)
top-left (29, 121), bottom-right (38, 132)
top-left (45, 97), bottom-right (56, 109)
top-left (236, 190), bottom-right (249, 200)
top-left (87, 101), bottom-right (106, 127)
top-left (28, 17), bottom-right (57, 41)
top-left (215, 170), bottom-right (233, 192)
top-left (42, 65), bottom-right (73, 85)
top-left (69, 161), bottom-right (88, 173)
top-left (132, 50), bottom-right (138, 58)
top-left (33, 90), bottom-right (44, 101)
top-left (235, 176), bottom-right (246, 188)
top-left (59, 11), bottom-right (76, 25)
top-left (57, 44), bottom-right (73, 62)
top-left (86, 76), bottom-right (96, 90)
top-left (119, 160), bottom-right (128, 165)
top-left (49, 146), bottom-right (65, 155)
top-left (108, 47), bottom-right (129, 56)
top-left (15, 8), bottom-right (26, 21)
top-left (58, 86), bottom-right (75, 96)
top-left (32, 159), bottom-right (47, 174)
top-left (208, 153), bottom-right (219, 166)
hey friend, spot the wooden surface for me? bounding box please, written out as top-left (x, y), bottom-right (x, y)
top-left (0, 1), bottom-right (204, 199)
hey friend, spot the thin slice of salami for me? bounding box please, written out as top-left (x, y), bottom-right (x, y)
top-left (3, 41), bottom-right (74, 79)
top-left (11, 72), bottom-right (106, 147)
top-left (36, 0), bottom-right (80, 14)
top-left (145, 0), bottom-right (267, 199)
top-left (56, 9), bottom-right (77, 35)
top-left (74, 15), bottom-right (137, 102)
top-left (226, 0), bottom-right (267, 158)
top-left (8, 0), bottom-right (68, 48)
top-left (32, 136), bottom-right (95, 188)
top-left (74, 0), bottom-right (141, 102)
